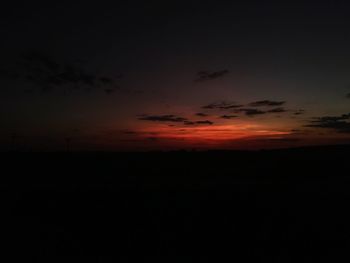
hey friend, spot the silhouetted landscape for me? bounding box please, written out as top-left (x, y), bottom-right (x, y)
top-left (2, 145), bottom-right (350, 262)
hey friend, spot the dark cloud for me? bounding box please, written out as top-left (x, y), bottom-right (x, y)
top-left (137, 114), bottom-right (214, 126)
top-left (267, 107), bottom-right (288, 113)
top-left (294, 109), bottom-right (306, 115)
top-left (2, 51), bottom-right (122, 94)
top-left (235, 108), bottom-right (267, 116)
top-left (202, 100), bottom-right (288, 112)
top-left (184, 120), bottom-right (214, 125)
top-left (248, 100), bottom-right (286, 107)
top-left (201, 100), bottom-right (291, 117)
top-left (195, 70), bottom-right (229, 82)
top-left (138, 115), bottom-right (188, 123)
top-left (202, 101), bottom-right (243, 110)
top-left (311, 114), bottom-right (350, 122)
top-left (195, 113), bottom-right (209, 117)
top-left (195, 120), bottom-right (214, 125)
top-left (220, 115), bottom-right (238, 119)
top-left (346, 93), bottom-right (350, 99)
top-left (305, 113), bottom-right (350, 133)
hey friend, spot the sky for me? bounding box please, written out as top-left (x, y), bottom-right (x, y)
top-left (1, 0), bottom-right (350, 151)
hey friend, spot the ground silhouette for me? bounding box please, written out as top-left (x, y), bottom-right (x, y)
top-left (1, 145), bottom-right (350, 262)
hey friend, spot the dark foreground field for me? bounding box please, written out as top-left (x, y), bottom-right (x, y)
top-left (1, 145), bottom-right (350, 262)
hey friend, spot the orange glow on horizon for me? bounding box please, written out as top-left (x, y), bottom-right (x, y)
top-left (136, 123), bottom-right (291, 143)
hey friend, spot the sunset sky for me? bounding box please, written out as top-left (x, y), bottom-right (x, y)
top-left (1, 1), bottom-right (350, 151)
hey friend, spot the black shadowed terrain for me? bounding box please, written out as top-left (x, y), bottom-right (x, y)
top-left (1, 145), bottom-right (350, 262)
